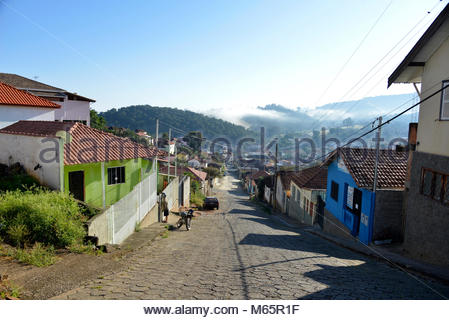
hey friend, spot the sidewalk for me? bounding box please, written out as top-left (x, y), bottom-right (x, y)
top-left (262, 201), bottom-right (449, 284)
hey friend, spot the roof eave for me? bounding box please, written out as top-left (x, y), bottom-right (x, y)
top-left (388, 4), bottom-right (449, 87)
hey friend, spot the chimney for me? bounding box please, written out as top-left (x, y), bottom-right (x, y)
top-left (408, 123), bottom-right (418, 151)
top-left (405, 123), bottom-right (418, 186)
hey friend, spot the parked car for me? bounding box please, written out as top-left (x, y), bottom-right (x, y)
top-left (204, 197), bottom-right (219, 210)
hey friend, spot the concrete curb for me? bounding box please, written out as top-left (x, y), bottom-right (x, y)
top-left (306, 228), bottom-right (449, 284)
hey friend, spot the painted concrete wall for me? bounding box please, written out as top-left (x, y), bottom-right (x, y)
top-left (275, 175), bottom-right (287, 213)
top-left (0, 105), bottom-right (55, 129)
top-left (182, 176), bottom-right (191, 208)
top-left (325, 159), bottom-right (375, 244)
top-left (403, 151), bottom-right (449, 267)
top-left (163, 177), bottom-right (179, 212)
top-left (0, 133), bottom-right (62, 189)
top-left (64, 158), bottom-right (153, 208)
top-left (288, 182), bottom-right (326, 226)
top-left (417, 36), bottom-right (449, 157)
top-left (54, 99), bottom-right (91, 126)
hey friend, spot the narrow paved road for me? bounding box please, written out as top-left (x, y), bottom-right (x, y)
top-left (57, 174), bottom-right (449, 299)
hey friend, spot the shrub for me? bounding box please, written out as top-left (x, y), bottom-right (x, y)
top-left (11, 243), bottom-right (57, 267)
top-left (0, 189), bottom-right (86, 248)
top-left (190, 191), bottom-right (205, 208)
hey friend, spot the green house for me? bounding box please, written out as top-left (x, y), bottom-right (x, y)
top-left (0, 121), bottom-right (166, 208)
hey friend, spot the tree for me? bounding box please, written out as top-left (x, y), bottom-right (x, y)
top-left (90, 109), bottom-right (106, 130)
top-left (183, 131), bottom-right (203, 153)
top-left (203, 167), bottom-right (221, 179)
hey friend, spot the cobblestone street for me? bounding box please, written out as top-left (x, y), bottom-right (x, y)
top-left (55, 175), bottom-right (449, 300)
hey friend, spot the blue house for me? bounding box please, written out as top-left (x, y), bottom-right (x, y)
top-left (323, 148), bottom-right (407, 244)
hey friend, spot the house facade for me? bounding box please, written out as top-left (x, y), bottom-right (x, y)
top-left (388, 4), bottom-right (449, 266)
top-left (288, 166), bottom-right (327, 226)
top-left (0, 81), bottom-right (61, 129)
top-left (323, 148), bottom-right (407, 245)
top-left (0, 73), bottom-right (94, 126)
top-left (274, 171), bottom-right (293, 214)
top-left (0, 121), bottom-right (166, 208)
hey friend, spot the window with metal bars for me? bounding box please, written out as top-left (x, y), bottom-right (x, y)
top-left (108, 166), bottom-right (125, 185)
top-left (420, 168), bottom-right (448, 205)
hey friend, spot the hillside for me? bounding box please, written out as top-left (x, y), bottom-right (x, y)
top-left (100, 105), bottom-right (253, 141)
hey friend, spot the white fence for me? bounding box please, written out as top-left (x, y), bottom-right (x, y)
top-left (88, 169), bottom-right (157, 245)
top-left (162, 176), bottom-right (179, 212)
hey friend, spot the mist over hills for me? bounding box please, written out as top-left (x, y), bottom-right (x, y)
top-left (241, 93), bottom-right (418, 137)
top-left (98, 93), bottom-right (419, 150)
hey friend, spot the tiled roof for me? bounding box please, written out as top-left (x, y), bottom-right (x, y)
top-left (186, 167), bottom-right (207, 181)
top-left (0, 81), bottom-right (60, 108)
top-left (290, 166), bottom-right (327, 190)
top-left (0, 120), bottom-right (72, 137)
top-left (325, 148), bottom-right (408, 190)
top-left (0, 73), bottom-right (95, 102)
top-left (248, 170), bottom-right (269, 181)
top-left (0, 121), bottom-right (166, 165)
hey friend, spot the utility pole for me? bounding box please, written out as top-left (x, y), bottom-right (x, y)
top-left (155, 119), bottom-right (160, 222)
top-left (273, 139), bottom-right (278, 209)
top-left (168, 128), bottom-right (171, 180)
top-left (174, 140), bottom-right (177, 178)
top-left (373, 116), bottom-right (382, 193)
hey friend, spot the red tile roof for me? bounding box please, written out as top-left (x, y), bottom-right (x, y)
top-left (290, 166), bottom-right (327, 190)
top-left (247, 170), bottom-right (269, 181)
top-left (325, 148), bottom-right (408, 190)
top-left (0, 121), bottom-right (167, 165)
top-left (186, 166), bottom-right (207, 181)
top-left (0, 81), bottom-right (60, 108)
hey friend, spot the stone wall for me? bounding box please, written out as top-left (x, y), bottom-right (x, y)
top-left (403, 151), bottom-right (449, 267)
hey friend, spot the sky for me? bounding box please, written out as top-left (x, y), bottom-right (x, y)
top-left (0, 0), bottom-right (447, 123)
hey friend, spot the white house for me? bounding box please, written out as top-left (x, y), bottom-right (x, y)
top-left (0, 73), bottom-right (95, 126)
top-left (288, 166), bottom-right (327, 226)
top-left (388, 4), bottom-right (449, 267)
top-left (0, 81), bottom-right (60, 129)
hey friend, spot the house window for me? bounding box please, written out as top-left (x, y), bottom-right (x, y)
top-left (420, 168), bottom-right (448, 205)
top-left (310, 202), bottom-right (314, 216)
top-left (296, 189), bottom-right (300, 203)
top-left (331, 181), bottom-right (339, 201)
top-left (108, 166), bottom-right (125, 185)
top-left (291, 186), bottom-right (296, 201)
top-left (441, 80), bottom-right (449, 120)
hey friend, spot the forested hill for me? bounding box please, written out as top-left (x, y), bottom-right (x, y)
top-left (100, 105), bottom-right (253, 140)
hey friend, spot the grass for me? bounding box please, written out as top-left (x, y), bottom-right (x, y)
top-left (0, 279), bottom-right (20, 300)
top-left (161, 230), bottom-right (169, 238)
top-left (68, 243), bottom-right (102, 256)
top-left (2, 243), bottom-right (58, 267)
top-left (0, 188), bottom-right (86, 248)
top-left (135, 222), bottom-right (142, 232)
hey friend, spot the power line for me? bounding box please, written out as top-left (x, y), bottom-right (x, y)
top-left (310, 0), bottom-right (444, 128)
top-left (313, 1), bottom-right (393, 108)
top-left (302, 82), bottom-right (449, 166)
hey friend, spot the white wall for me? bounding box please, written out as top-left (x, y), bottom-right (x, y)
top-left (0, 105), bottom-right (55, 129)
top-left (0, 133), bottom-right (62, 190)
top-left (54, 99), bottom-right (91, 126)
top-left (418, 36), bottom-right (449, 157)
